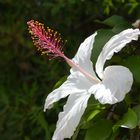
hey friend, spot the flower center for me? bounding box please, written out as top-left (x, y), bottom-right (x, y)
top-left (63, 56), bottom-right (100, 83)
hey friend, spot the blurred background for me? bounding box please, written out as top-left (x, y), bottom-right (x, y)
top-left (0, 0), bottom-right (140, 140)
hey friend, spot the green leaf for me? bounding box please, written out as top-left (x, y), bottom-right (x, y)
top-left (85, 119), bottom-right (113, 140)
top-left (92, 29), bottom-right (115, 64)
top-left (128, 2), bottom-right (139, 14)
top-left (121, 56), bottom-right (140, 84)
top-left (107, 129), bottom-right (119, 140)
top-left (87, 109), bottom-right (101, 121)
top-left (113, 108), bottom-right (138, 131)
top-left (112, 23), bottom-right (131, 33)
top-left (102, 15), bottom-right (130, 27)
top-left (133, 105), bottom-right (140, 125)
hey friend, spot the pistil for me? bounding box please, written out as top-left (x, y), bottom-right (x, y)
top-left (63, 56), bottom-right (100, 83)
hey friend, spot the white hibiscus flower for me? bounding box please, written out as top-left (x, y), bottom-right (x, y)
top-left (44, 29), bottom-right (140, 140)
top-left (27, 21), bottom-right (140, 140)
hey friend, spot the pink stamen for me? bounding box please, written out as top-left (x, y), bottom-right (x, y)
top-left (27, 20), bottom-right (100, 83)
top-left (27, 20), bottom-right (64, 58)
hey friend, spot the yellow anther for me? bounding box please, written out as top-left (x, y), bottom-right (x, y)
top-left (29, 30), bottom-right (33, 34)
top-left (48, 29), bottom-right (51, 32)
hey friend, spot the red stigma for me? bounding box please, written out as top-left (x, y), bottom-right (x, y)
top-left (27, 20), bottom-right (64, 58)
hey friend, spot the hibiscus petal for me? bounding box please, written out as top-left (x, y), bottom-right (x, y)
top-left (44, 71), bottom-right (92, 111)
top-left (52, 92), bottom-right (90, 140)
top-left (72, 32), bottom-right (97, 76)
top-left (95, 29), bottom-right (140, 79)
top-left (93, 66), bottom-right (133, 104)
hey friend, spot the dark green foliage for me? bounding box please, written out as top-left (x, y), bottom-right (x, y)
top-left (0, 0), bottom-right (140, 140)
top-left (85, 119), bottom-right (113, 140)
